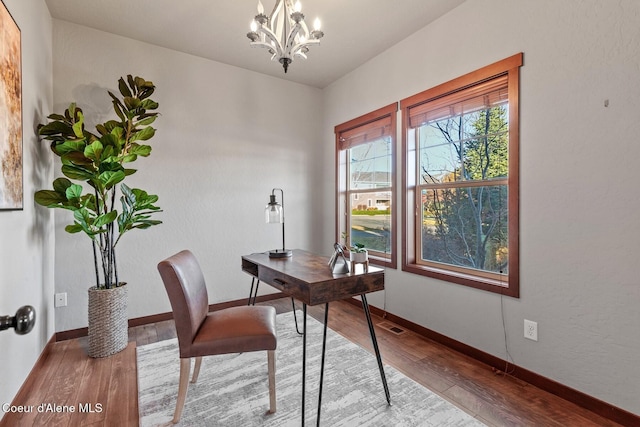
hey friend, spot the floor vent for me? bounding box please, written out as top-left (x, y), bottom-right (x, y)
top-left (378, 321), bottom-right (406, 335)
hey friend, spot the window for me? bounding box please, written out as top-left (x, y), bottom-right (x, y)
top-left (401, 54), bottom-right (522, 296)
top-left (336, 103), bottom-right (398, 268)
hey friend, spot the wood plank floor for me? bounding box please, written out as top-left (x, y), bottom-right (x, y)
top-left (1, 298), bottom-right (623, 426)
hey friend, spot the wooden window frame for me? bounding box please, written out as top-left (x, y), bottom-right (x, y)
top-left (335, 103), bottom-right (398, 269)
top-left (400, 53), bottom-right (523, 297)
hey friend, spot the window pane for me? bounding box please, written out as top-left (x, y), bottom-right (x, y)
top-left (418, 105), bottom-right (509, 184)
top-left (418, 124), bottom-right (462, 184)
top-left (420, 185), bottom-right (508, 274)
top-left (350, 137), bottom-right (392, 189)
top-left (349, 191), bottom-right (391, 254)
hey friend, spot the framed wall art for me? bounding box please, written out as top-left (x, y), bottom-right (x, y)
top-left (0, 0), bottom-right (22, 210)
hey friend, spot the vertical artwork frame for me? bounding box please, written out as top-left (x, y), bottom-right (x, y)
top-left (0, 0), bottom-right (22, 210)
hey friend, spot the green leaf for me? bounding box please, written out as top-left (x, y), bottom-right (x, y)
top-left (120, 183), bottom-right (134, 202)
top-left (62, 151), bottom-right (93, 166)
top-left (54, 139), bottom-right (86, 156)
top-left (112, 99), bottom-right (126, 122)
top-left (101, 145), bottom-right (115, 159)
top-left (99, 132), bottom-right (121, 153)
top-left (65, 184), bottom-right (84, 201)
top-left (34, 190), bottom-right (66, 207)
top-left (73, 208), bottom-right (91, 227)
top-left (95, 124), bottom-right (108, 136)
top-left (101, 120), bottom-right (119, 134)
top-left (95, 210), bottom-right (117, 228)
top-left (135, 116), bottom-right (157, 127)
top-left (99, 170), bottom-right (126, 188)
top-left (38, 121), bottom-right (72, 136)
top-left (124, 96), bottom-right (141, 110)
top-left (52, 177), bottom-right (73, 193)
top-left (140, 99), bottom-right (159, 110)
top-left (128, 143), bottom-right (152, 156)
top-left (130, 127), bottom-right (155, 142)
top-left (118, 77), bottom-right (132, 98)
top-left (131, 220), bottom-right (162, 230)
top-left (84, 140), bottom-right (104, 162)
top-left (61, 164), bottom-right (96, 181)
top-left (127, 75), bottom-right (136, 91)
top-left (71, 111), bottom-right (85, 138)
top-left (65, 224), bottom-right (83, 233)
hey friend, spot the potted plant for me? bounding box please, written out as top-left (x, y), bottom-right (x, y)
top-left (341, 232), bottom-right (369, 268)
top-left (348, 242), bottom-right (368, 263)
top-left (34, 75), bottom-right (162, 357)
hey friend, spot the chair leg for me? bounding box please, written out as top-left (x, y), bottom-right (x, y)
top-left (267, 350), bottom-right (276, 413)
top-left (173, 358), bottom-right (191, 424)
top-left (191, 356), bottom-right (203, 383)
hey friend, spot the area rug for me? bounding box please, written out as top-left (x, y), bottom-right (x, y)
top-left (137, 311), bottom-right (485, 426)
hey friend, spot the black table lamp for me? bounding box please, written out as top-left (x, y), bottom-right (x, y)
top-left (265, 188), bottom-right (292, 258)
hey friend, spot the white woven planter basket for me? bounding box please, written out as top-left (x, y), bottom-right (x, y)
top-left (88, 284), bottom-right (128, 358)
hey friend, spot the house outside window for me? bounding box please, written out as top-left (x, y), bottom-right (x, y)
top-left (401, 54), bottom-right (522, 296)
top-left (336, 103), bottom-right (398, 268)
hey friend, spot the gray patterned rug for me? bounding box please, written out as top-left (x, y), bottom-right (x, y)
top-left (137, 310), bottom-right (485, 426)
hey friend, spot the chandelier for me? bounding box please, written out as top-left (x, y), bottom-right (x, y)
top-left (247, 0), bottom-right (324, 73)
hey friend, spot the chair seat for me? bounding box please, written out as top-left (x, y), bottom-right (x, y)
top-left (190, 305), bottom-right (277, 357)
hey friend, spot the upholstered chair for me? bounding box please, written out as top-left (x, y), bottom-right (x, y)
top-left (158, 250), bottom-right (277, 424)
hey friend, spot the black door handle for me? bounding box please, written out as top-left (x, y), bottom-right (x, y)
top-left (0, 306), bottom-right (36, 335)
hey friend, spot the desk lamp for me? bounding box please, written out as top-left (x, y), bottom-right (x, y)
top-left (265, 188), bottom-right (292, 258)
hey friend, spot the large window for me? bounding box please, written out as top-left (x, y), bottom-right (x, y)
top-left (336, 103), bottom-right (397, 268)
top-left (401, 54), bottom-right (522, 296)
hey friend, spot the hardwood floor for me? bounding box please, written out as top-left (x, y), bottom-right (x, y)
top-left (1, 298), bottom-right (625, 426)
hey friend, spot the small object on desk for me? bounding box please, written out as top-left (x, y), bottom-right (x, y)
top-left (328, 242), bottom-right (350, 274)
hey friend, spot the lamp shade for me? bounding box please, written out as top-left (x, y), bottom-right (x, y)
top-left (265, 194), bottom-right (283, 223)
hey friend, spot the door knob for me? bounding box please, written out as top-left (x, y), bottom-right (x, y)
top-left (0, 306), bottom-right (36, 335)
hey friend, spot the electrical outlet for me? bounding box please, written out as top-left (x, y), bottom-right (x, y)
top-left (524, 319), bottom-right (538, 341)
top-left (55, 292), bottom-right (67, 308)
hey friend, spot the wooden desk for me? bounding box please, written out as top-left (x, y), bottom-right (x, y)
top-left (241, 249), bottom-right (390, 426)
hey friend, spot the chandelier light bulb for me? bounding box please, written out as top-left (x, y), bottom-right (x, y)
top-left (313, 18), bottom-right (321, 31)
top-left (257, 0), bottom-right (264, 14)
top-left (250, 20), bottom-right (258, 32)
top-left (294, 1), bottom-right (302, 12)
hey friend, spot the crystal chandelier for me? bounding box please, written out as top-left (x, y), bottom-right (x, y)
top-left (247, 0), bottom-right (324, 73)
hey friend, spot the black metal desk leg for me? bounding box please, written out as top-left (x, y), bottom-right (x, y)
top-left (291, 298), bottom-right (304, 335)
top-left (302, 303), bottom-right (307, 426)
top-left (247, 278), bottom-right (260, 305)
top-left (361, 294), bottom-right (391, 405)
top-left (316, 303), bottom-right (329, 427)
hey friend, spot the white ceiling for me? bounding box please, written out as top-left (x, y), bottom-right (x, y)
top-left (45, 0), bottom-right (465, 88)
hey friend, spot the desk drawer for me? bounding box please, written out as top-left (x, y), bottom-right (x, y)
top-left (258, 267), bottom-right (307, 301)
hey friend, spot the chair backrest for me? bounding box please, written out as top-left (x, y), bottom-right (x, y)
top-left (158, 250), bottom-right (210, 357)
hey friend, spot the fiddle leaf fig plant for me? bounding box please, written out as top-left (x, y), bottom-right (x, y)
top-left (35, 75), bottom-right (162, 289)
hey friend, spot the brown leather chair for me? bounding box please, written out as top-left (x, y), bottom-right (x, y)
top-left (158, 250), bottom-right (277, 424)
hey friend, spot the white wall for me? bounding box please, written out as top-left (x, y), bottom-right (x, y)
top-left (322, 0), bottom-right (640, 415)
top-left (50, 21), bottom-right (324, 332)
top-left (0, 0), bottom-right (54, 414)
